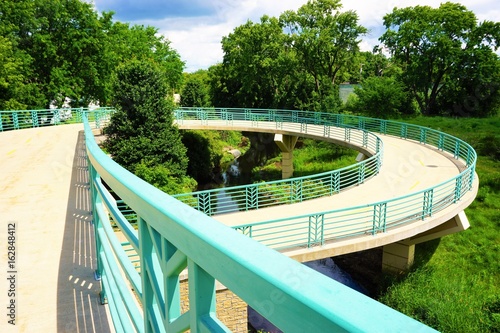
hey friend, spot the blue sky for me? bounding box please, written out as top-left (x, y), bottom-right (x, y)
top-left (91, 0), bottom-right (499, 72)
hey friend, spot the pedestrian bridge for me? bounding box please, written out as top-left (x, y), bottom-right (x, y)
top-left (0, 108), bottom-right (477, 332)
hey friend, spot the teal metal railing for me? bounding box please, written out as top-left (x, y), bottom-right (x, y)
top-left (82, 112), bottom-right (436, 331)
top-left (173, 108), bottom-right (383, 216)
top-left (169, 108), bottom-right (476, 251)
top-left (2, 107), bottom-right (440, 331)
top-left (0, 107), bottom-right (114, 131)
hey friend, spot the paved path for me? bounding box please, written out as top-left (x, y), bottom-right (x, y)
top-left (178, 120), bottom-right (477, 261)
top-left (0, 125), bottom-right (112, 332)
top-left (0, 120), bottom-right (475, 331)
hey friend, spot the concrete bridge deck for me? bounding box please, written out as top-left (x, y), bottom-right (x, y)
top-left (0, 125), bottom-right (112, 332)
top-left (0, 118), bottom-right (477, 332)
top-left (177, 120), bottom-right (478, 262)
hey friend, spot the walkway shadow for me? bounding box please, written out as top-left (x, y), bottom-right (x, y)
top-left (56, 130), bottom-right (112, 332)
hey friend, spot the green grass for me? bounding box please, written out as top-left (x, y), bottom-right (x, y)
top-left (250, 138), bottom-right (357, 181)
top-left (377, 115), bottom-right (500, 332)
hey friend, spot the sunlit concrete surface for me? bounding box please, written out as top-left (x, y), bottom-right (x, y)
top-left (0, 125), bottom-right (113, 333)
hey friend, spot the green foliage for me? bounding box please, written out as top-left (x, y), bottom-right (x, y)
top-left (182, 130), bottom-right (222, 182)
top-left (281, 0), bottom-right (367, 111)
top-left (380, 3), bottom-right (500, 116)
top-left (212, 0), bottom-right (367, 111)
top-left (378, 116), bottom-right (500, 332)
top-left (134, 162), bottom-right (197, 194)
top-left (103, 60), bottom-right (189, 190)
top-left (0, 0), bottom-right (183, 109)
top-left (348, 76), bottom-right (415, 118)
top-left (180, 74), bottom-right (210, 107)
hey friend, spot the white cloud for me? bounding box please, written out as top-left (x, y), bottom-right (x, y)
top-left (94, 0), bottom-right (500, 72)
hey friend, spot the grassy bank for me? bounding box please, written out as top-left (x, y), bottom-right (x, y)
top-left (250, 138), bottom-right (357, 182)
top-left (377, 116), bottom-right (500, 332)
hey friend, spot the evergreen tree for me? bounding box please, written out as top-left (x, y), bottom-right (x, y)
top-left (103, 60), bottom-right (189, 189)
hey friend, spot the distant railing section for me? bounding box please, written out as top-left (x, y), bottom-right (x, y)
top-left (82, 112), bottom-right (435, 332)
top-left (170, 108), bottom-right (476, 251)
top-left (0, 107), bottom-right (114, 131)
top-left (176, 109), bottom-right (476, 250)
top-left (172, 108), bottom-right (383, 216)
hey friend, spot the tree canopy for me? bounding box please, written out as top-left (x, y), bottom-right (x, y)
top-left (0, 0), bottom-right (184, 109)
top-left (211, 0), bottom-right (367, 111)
top-left (380, 2), bottom-right (500, 116)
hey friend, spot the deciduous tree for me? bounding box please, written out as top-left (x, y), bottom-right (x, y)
top-left (380, 2), bottom-right (500, 116)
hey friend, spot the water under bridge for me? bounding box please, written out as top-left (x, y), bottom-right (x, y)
top-left (0, 108), bottom-right (477, 332)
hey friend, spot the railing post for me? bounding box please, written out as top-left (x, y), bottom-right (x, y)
top-left (236, 225), bottom-right (252, 238)
top-left (276, 115), bottom-right (283, 129)
top-left (400, 124), bottom-right (407, 139)
top-left (314, 112), bottom-right (321, 125)
top-left (422, 189), bottom-right (434, 220)
top-left (76, 107), bottom-right (84, 123)
top-left (358, 118), bottom-right (365, 130)
top-left (372, 203), bottom-right (387, 235)
top-left (454, 141), bottom-right (461, 159)
top-left (344, 127), bottom-right (351, 142)
top-left (188, 259), bottom-right (219, 332)
top-left (53, 109), bottom-right (61, 125)
top-left (31, 111), bottom-right (39, 127)
top-left (198, 192), bottom-right (212, 216)
top-left (420, 128), bottom-right (427, 144)
top-left (362, 131), bottom-right (368, 148)
top-left (88, 162), bottom-right (107, 304)
top-left (380, 120), bottom-right (387, 134)
top-left (331, 171), bottom-right (340, 195)
top-left (358, 163), bottom-right (366, 184)
top-left (246, 186), bottom-right (258, 211)
top-left (300, 122), bottom-right (307, 133)
top-left (454, 176), bottom-right (463, 203)
top-left (269, 109), bottom-right (276, 122)
top-left (468, 166), bottom-right (475, 191)
top-left (13, 112), bottom-right (19, 130)
top-left (438, 133), bottom-right (445, 151)
top-left (466, 147), bottom-right (473, 166)
top-left (308, 214), bottom-right (325, 247)
top-left (323, 124), bottom-right (330, 137)
top-left (0, 113), bottom-right (3, 131)
top-left (291, 179), bottom-right (303, 203)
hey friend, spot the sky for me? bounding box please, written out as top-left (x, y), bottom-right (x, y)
top-left (91, 0), bottom-right (499, 72)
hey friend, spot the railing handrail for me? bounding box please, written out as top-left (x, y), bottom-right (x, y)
top-left (80, 110), bottom-right (436, 332)
top-left (173, 109), bottom-right (383, 216)
top-left (171, 108), bottom-right (476, 251)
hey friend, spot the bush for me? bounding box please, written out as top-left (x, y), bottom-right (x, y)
top-left (348, 76), bottom-right (415, 118)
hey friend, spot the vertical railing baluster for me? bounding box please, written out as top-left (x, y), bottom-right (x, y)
top-left (13, 112), bottom-right (19, 130)
top-left (422, 189), bottom-right (434, 220)
top-left (454, 176), bottom-right (463, 203)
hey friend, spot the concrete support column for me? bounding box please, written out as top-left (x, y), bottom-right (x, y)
top-left (274, 134), bottom-right (298, 179)
top-left (382, 242), bottom-right (415, 272)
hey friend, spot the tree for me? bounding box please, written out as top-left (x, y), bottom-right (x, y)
top-left (217, 16), bottom-right (298, 109)
top-left (180, 71), bottom-right (210, 107)
top-left (347, 76), bottom-right (414, 118)
top-left (280, 0), bottom-right (367, 111)
top-left (380, 2), bottom-right (500, 116)
top-left (0, 0), bottom-right (184, 109)
top-left (103, 60), bottom-right (189, 188)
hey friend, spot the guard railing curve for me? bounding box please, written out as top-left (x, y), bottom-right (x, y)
top-left (1, 107), bottom-right (441, 332)
top-left (168, 108), bottom-right (476, 251)
top-left (172, 108), bottom-right (383, 216)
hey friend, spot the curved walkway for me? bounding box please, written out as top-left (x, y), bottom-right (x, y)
top-left (0, 125), bottom-right (112, 332)
top-left (0, 113), bottom-right (477, 332)
top-left (177, 119), bottom-right (478, 262)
